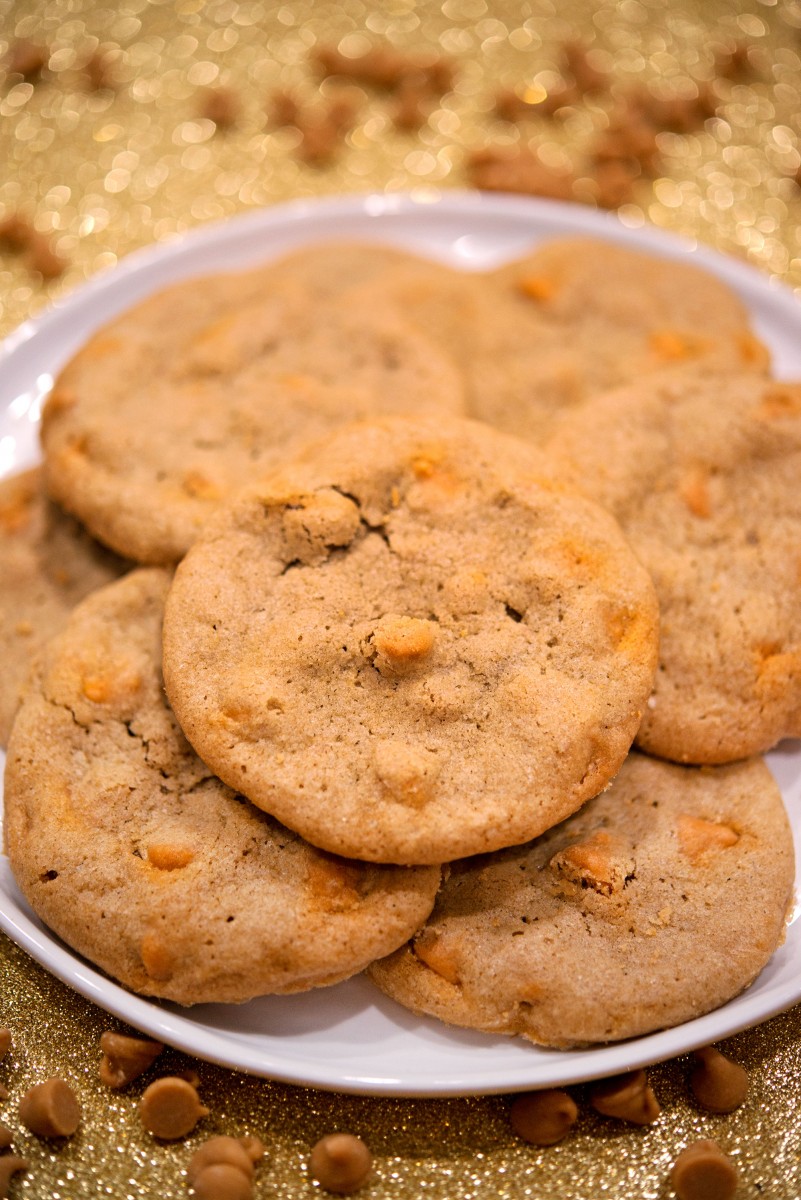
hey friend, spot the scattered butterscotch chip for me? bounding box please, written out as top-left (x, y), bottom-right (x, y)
top-left (139, 1076), bottom-right (208, 1140)
top-left (467, 146), bottom-right (575, 200)
top-left (714, 41), bottom-right (755, 82)
top-left (238, 1134), bottom-right (265, 1163)
top-left (509, 1089), bottom-right (578, 1145)
top-left (0, 1121), bottom-right (13, 1150)
top-left (0, 214), bottom-right (34, 251)
top-left (0, 1156), bottom-right (28, 1198)
top-left (589, 159), bottom-right (639, 209)
top-left (99, 1031), bottom-right (164, 1089)
top-left (670, 1140), bottom-right (738, 1200)
top-left (198, 85), bottom-right (240, 129)
top-left (192, 1163), bottom-right (253, 1200)
top-left (187, 1135), bottom-right (255, 1184)
top-left (82, 46), bottom-right (118, 91)
top-left (310, 1133), bottom-right (372, 1195)
top-left (391, 73), bottom-right (435, 131)
top-left (267, 88), bottom-right (300, 127)
top-left (562, 40), bottom-right (608, 93)
top-left (312, 42), bottom-right (407, 89)
top-left (19, 1077), bottom-right (81, 1138)
top-left (627, 83), bottom-right (716, 133)
top-left (0, 1086), bottom-right (7, 1101)
top-left (0, 1028), bottom-right (10, 1060)
top-left (589, 1069), bottom-right (661, 1125)
top-left (6, 38), bottom-right (47, 80)
top-left (27, 231), bottom-right (67, 279)
top-left (690, 1046), bottom-right (749, 1112)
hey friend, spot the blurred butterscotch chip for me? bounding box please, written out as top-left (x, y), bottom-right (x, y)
top-left (198, 85), bottom-right (241, 129)
top-left (6, 38), bottom-right (47, 80)
top-left (467, 146), bottom-right (575, 199)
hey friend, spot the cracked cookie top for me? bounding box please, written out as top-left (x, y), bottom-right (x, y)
top-left (162, 414), bottom-right (660, 865)
top-left (39, 262), bottom-right (465, 565)
top-left (2, 568), bottom-right (441, 1005)
top-left (368, 750), bottom-right (795, 1046)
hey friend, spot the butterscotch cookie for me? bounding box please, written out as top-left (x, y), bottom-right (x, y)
top-left (0, 467), bottom-right (128, 746)
top-left (368, 751), bottom-right (794, 1047)
top-left (547, 368), bottom-right (801, 763)
top-left (2, 569), bottom-right (440, 1004)
top-left (40, 268), bottom-right (465, 564)
top-left (162, 414), bottom-right (659, 865)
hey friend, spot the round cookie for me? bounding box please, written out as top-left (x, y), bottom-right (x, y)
top-left (547, 368), bottom-right (801, 763)
top-left (349, 235), bottom-right (768, 443)
top-left (0, 466), bottom-right (129, 747)
top-left (368, 750), bottom-right (795, 1047)
top-left (2, 568), bottom-right (441, 1005)
top-left (40, 265), bottom-right (465, 564)
top-left (162, 414), bottom-right (659, 865)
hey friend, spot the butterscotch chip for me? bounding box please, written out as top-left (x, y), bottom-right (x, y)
top-left (548, 369), bottom-right (801, 763)
top-left (163, 415), bottom-right (658, 865)
top-left (3, 569), bottom-right (440, 1003)
top-left (671, 1140), bottom-right (738, 1200)
top-left (238, 1135), bottom-right (265, 1163)
top-left (0, 467), bottom-right (128, 747)
top-left (6, 38), bottom-right (46, 79)
top-left (19, 1077), bottom-right (81, 1138)
top-left (467, 146), bottom-right (576, 200)
top-left (198, 85), bottom-right (240, 128)
top-left (589, 1070), bottom-right (660, 1125)
top-left (0, 1157), bottom-right (28, 1196)
top-left (0, 1029), bottom-right (10, 1060)
top-left (40, 256), bottom-right (464, 563)
top-left (192, 1164), bottom-right (253, 1200)
top-left (369, 751), bottom-right (794, 1046)
top-left (690, 1047), bottom-right (749, 1113)
top-left (139, 1077), bottom-right (208, 1140)
top-left (0, 1121), bottom-right (13, 1150)
top-left (310, 1133), bottom-right (372, 1195)
top-left (187, 1136), bottom-right (255, 1184)
top-left (99, 1031), bottom-right (163, 1088)
top-left (509, 1089), bottom-right (578, 1144)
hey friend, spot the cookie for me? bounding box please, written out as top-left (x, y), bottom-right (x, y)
top-left (40, 266), bottom-right (465, 564)
top-left (368, 751), bottom-right (794, 1047)
top-left (162, 414), bottom-right (659, 865)
top-left (547, 368), bottom-right (801, 763)
top-left (2, 568), bottom-right (441, 1005)
top-left (0, 467), bottom-right (128, 746)
top-left (349, 236), bottom-right (768, 443)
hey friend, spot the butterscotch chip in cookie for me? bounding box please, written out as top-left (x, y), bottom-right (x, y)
top-left (671, 1140), bottom-right (738, 1200)
top-left (2, 569), bottom-right (440, 1003)
top-left (548, 369), bottom-right (801, 763)
top-left (509, 1089), bottom-right (578, 1144)
top-left (40, 261), bottom-right (464, 563)
top-left (368, 751), bottom-right (793, 1046)
top-left (0, 467), bottom-right (128, 747)
top-left (163, 414), bottom-right (658, 865)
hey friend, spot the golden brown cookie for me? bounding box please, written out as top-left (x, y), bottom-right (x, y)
top-left (162, 414), bottom-right (659, 865)
top-left (0, 467), bottom-right (128, 746)
top-left (368, 751), bottom-right (794, 1047)
top-left (40, 264), bottom-right (465, 564)
top-left (2, 569), bottom-right (440, 1005)
top-left (547, 368), bottom-right (801, 763)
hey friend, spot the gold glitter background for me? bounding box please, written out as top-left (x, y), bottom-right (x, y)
top-left (2, 0), bottom-right (801, 1196)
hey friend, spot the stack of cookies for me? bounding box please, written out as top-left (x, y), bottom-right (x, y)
top-left (1, 234), bottom-right (797, 1048)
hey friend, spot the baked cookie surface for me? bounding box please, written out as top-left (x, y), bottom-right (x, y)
top-left (40, 262), bottom-right (465, 564)
top-left (547, 368), bottom-right (801, 763)
top-left (368, 751), bottom-right (794, 1047)
top-left (2, 568), bottom-right (441, 1005)
top-left (0, 467), bottom-right (128, 747)
top-left (162, 414), bottom-right (659, 865)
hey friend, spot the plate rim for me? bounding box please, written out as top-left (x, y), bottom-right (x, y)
top-left (1, 189), bottom-right (800, 1097)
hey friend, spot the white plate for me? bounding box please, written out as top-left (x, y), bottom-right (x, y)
top-left (1, 191), bottom-right (800, 1097)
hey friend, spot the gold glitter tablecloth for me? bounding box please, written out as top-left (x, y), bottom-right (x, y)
top-left (2, 1), bottom-right (801, 1196)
